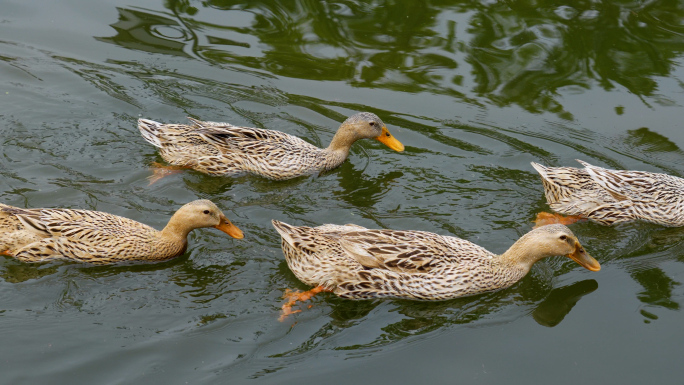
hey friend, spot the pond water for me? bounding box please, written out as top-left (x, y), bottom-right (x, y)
top-left (1, 0), bottom-right (684, 383)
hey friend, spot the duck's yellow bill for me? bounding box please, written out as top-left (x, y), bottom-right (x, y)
top-left (375, 126), bottom-right (404, 152)
top-left (567, 242), bottom-right (600, 271)
top-left (215, 218), bottom-right (244, 239)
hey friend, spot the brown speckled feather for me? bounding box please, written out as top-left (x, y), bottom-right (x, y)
top-left (272, 220), bottom-right (599, 300)
top-left (138, 112), bottom-right (404, 180)
top-left (4, 206), bottom-right (161, 264)
top-left (532, 160), bottom-right (684, 226)
top-left (193, 123), bottom-right (332, 179)
top-left (0, 200), bottom-right (243, 264)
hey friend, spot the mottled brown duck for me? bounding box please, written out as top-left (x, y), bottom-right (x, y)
top-left (138, 112), bottom-right (404, 183)
top-left (532, 160), bottom-right (684, 226)
top-left (0, 200), bottom-right (243, 264)
top-left (272, 220), bottom-right (599, 318)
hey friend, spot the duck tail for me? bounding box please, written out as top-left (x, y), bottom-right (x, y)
top-left (530, 162), bottom-right (550, 179)
top-left (138, 119), bottom-right (164, 148)
top-left (271, 220), bottom-right (297, 246)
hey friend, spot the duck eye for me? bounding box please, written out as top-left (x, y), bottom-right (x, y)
top-left (369, 122), bottom-right (375, 126)
top-left (559, 235), bottom-right (567, 240)
top-left (203, 210), bottom-right (210, 214)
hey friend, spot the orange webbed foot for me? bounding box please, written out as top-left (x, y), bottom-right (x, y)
top-left (534, 212), bottom-right (586, 228)
top-left (279, 286), bottom-right (330, 322)
top-left (0, 250), bottom-right (13, 256)
top-left (147, 162), bottom-right (192, 185)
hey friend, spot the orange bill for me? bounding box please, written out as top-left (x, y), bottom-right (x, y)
top-left (567, 241), bottom-right (600, 271)
top-left (375, 126), bottom-right (405, 152)
top-left (214, 217), bottom-right (244, 239)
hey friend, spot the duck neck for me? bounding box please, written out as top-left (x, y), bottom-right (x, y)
top-left (160, 212), bottom-right (193, 241)
top-left (140, 213), bottom-right (189, 259)
top-left (498, 232), bottom-right (550, 274)
top-left (323, 130), bottom-right (356, 169)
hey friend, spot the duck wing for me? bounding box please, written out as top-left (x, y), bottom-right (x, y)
top-left (190, 119), bottom-right (317, 154)
top-left (579, 160), bottom-right (684, 202)
top-left (338, 229), bottom-right (492, 273)
top-left (579, 160), bottom-right (684, 226)
top-left (5, 207), bottom-right (155, 263)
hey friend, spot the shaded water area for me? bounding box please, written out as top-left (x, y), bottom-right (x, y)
top-left (1, 0), bottom-right (684, 383)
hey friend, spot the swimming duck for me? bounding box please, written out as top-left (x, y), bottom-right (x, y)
top-left (532, 160), bottom-right (684, 226)
top-left (0, 200), bottom-right (243, 264)
top-left (272, 220), bottom-right (599, 313)
top-left (138, 112), bottom-right (404, 182)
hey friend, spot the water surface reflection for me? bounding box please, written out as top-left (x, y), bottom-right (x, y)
top-left (99, 0), bottom-right (684, 118)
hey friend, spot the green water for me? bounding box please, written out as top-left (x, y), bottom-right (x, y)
top-left (1, 0), bottom-right (684, 383)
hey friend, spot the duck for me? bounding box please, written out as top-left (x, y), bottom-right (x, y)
top-left (271, 220), bottom-right (599, 314)
top-left (0, 200), bottom-right (244, 264)
top-left (532, 160), bottom-right (684, 226)
top-left (138, 112), bottom-right (404, 182)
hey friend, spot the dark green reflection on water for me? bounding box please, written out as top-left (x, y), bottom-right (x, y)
top-left (0, 261), bottom-right (62, 283)
top-left (469, 0), bottom-right (684, 114)
top-left (99, 0), bottom-right (684, 118)
top-left (634, 267), bottom-right (680, 311)
top-left (532, 279), bottom-right (598, 327)
top-left (97, 7), bottom-right (192, 58)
